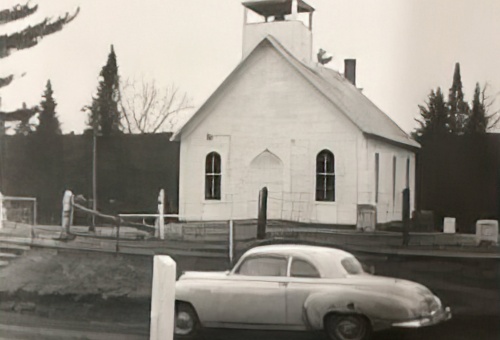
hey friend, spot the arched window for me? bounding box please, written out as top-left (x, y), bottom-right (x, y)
top-left (316, 150), bottom-right (335, 201)
top-left (205, 152), bottom-right (221, 200)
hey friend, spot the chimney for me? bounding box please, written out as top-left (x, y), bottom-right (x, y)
top-left (344, 59), bottom-right (356, 86)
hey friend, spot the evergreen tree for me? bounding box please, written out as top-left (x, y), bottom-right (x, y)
top-left (87, 45), bottom-right (121, 136)
top-left (0, 2), bottom-right (79, 134)
top-left (414, 88), bottom-right (449, 142)
top-left (36, 80), bottom-right (61, 136)
top-left (0, 3), bottom-right (79, 87)
top-left (464, 83), bottom-right (500, 134)
top-left (447, 63), bottom-right (469, 134)
top-left (465, 83), bottom-right (488, 134)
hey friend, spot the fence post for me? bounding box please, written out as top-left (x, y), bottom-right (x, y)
top-left (0, 191), bottom-right (3, 229)
top-left (115, 218), bottom-right (121, 254)
top-left (150, 255), bottom-right (176, 340)
top-left (158, 189), bottom-right (165, 240)
top-left (229, 220), bottom-right (234, 265)
top-left (257, 187), bottom-right (268, 240)
top-left (61, 190), bottom-right (73, 239)
top-left (402, 188), bottom-right (410, 246)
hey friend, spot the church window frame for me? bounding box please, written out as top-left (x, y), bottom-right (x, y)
top-left (205, 152), bottom-right (221, 200)
top-left (316, 150), bottom-right (335, 202)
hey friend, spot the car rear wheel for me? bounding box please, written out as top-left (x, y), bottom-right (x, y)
top-left (325, 314), bottom-right (372, 340)
top-left (175, 302), bottom-right (200, 339)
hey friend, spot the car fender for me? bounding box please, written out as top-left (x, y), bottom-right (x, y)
top-left (303, 289), bottom-right (416, 331)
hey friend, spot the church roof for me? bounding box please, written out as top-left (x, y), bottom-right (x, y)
top-left (172, 36), bottom-right (420, 149)
top-left (243, 0), bottom-right (314, 17)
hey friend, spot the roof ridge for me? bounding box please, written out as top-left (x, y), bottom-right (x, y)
top-left (173, 35), bottom-right (419, 149)
top-left (264, 38), bottom-right (418, 148)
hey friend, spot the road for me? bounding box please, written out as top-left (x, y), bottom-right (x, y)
top-left (0, 315), bottom-right (497, 339)
top-left (200, 316), bottom-right (498, 340)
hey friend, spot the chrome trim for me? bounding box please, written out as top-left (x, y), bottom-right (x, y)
top-left (392, 307), bottom-right (452, 328)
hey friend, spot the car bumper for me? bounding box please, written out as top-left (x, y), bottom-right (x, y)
top-left (392, 307), bottom-right (452, 328)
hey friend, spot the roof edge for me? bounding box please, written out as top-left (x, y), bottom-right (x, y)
top-left (364, 132), bottom-right (420, 151)
top-left (171, 36), bottom-right (279, 142)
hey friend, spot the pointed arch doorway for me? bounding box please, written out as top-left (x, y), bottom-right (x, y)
top-left (247, 150), bottom-right (284, 220)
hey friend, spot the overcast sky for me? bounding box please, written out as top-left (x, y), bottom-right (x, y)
top-left (1, 0), bottom-right (499, 134)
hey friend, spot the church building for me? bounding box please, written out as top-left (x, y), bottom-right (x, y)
top-left (172, 0), bottom-right (420, 228)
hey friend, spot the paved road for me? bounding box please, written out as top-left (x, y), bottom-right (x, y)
top-left (0, 311), bottom-right (147, 340)
top-left (199, 316), bottom-right (498, 340)
top-left (0, 315), bottom-right (496, 339)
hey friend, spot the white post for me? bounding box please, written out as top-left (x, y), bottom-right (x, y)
top-left (443, 217), bottom-right (456, 234)
top-left (158, 189), bottom-right (165, 240)
top-left (61, 190), bottom-right (73, 237)
top-left (0, 191), bottom-right (4, 229)
top-left (150, 255), bottom-right (176, 340)
top-left (229, 220), bottom-right (234, 264)
top-left (291, 0), bottom-right (298, 20)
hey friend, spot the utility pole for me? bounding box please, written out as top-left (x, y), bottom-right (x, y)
top-left (91, 128), bottom-right (97, 231)
top-left (0, 98), bottom-right (5, 192)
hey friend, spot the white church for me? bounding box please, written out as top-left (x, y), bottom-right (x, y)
top-left (172, 0), bottom-right (420, 228)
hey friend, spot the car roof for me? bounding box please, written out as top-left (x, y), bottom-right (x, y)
top-left (244, 244), bottom-right (353, 259)
top-left (240, 244), bottom-right (355, 278)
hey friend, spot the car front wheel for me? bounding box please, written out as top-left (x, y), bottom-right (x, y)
top-left (325, 314), bottom-right (372, 340)
top-left (175, 302), bottom-right (200, 339)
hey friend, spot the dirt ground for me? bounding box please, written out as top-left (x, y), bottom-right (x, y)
top-left (0, 247), bottom-right (228, 325)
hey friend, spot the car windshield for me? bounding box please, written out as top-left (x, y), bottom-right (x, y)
top-left (341, 256), bottom-right (364, 275)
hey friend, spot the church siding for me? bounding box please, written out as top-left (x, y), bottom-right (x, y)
top-left (179, 45), bottom-right (363, 224)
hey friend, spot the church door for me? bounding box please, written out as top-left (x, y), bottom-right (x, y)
top-left (247, 150), bottom-right (284, 220)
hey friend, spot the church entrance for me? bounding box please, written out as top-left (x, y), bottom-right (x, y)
top-left (247, 150), bottom-right (284, 220)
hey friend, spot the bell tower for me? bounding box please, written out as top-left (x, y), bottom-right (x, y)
top-left (242, 0), bottom-right (315, 62)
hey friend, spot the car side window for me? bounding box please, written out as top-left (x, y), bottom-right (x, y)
top-left (236, 256), bottom-right (288, 277)
top-left (290, 258), bottom-right (321, 278)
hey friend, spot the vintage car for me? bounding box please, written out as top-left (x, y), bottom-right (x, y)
top-left (174, 244), bottom-right (451, 340)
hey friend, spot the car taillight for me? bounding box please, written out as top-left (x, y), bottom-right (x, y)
top-left (420, 296), bottom-right (440, 317)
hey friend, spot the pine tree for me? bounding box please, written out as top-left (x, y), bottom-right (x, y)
top-left (413, 88), bottom-right (449, 142)
top-left (32, 80), bottom-right (63, 223)
top-left (36, 80), bottom-right (61, 136)
top-left (447, 63), bottom-right (469, 134)
top-left (0, 3), bottom-right (79, 87)
top-left (87, 45), bottom-right (121, 136)
top-left (465, 83), bottom-right (487, 134)
top-left (0, 2), bottom-right (79, 133)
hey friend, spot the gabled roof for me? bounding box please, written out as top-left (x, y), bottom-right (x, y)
top-left (172, 36), bottom-right (420, 149)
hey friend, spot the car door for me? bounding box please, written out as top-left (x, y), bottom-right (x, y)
top-left (208, 254), bottom-right (288, 327)
top-left (286, 257), bottom-right (324, 327)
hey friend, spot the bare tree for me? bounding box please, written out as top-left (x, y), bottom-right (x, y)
top-left (119, 78), bottom-right (192, 134)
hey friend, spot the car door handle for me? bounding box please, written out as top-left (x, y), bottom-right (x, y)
top-left (279, 282), bottom-right (289, 287)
